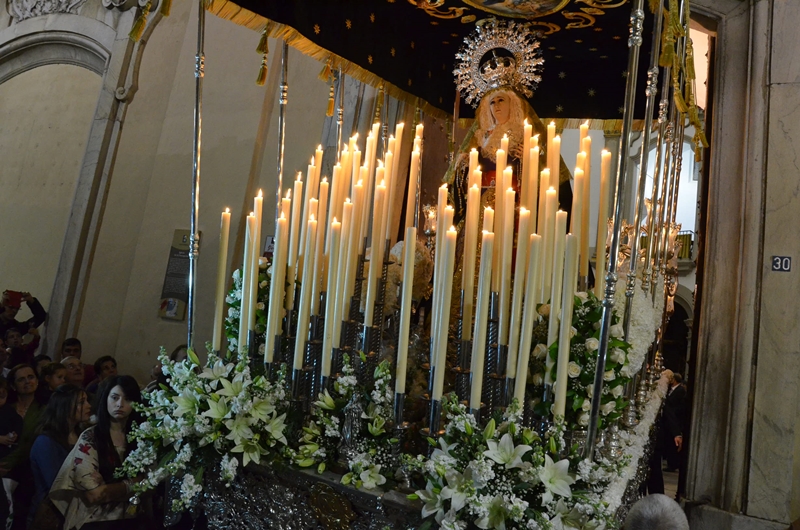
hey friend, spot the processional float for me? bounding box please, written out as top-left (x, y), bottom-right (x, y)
top-left (123, 0), bottom-right (707, 527)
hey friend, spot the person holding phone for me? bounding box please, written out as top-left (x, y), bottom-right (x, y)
top-left (0, 291), bottom-right (47, 340)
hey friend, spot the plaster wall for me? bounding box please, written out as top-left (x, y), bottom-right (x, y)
top-left (0, 64), bottom-right (100, 309)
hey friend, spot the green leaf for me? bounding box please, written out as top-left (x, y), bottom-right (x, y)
top-left (483, 419), bottom-right (496, 441)
top-left (418, 521), bottom-right (433, 530)
top-left (187, 348), bottom-right (201, 366)
top-left (317, 463), bottom-right (326, 474)
top-left (407, 493), bottom-right (420, 500)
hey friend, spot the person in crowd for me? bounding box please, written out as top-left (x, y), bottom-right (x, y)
top-left (0, 338), bottom-right (9, 378)
top-left (36, 362), bottom-right (67, 404)
top-left (49, 375), bottom-right (144, 530)
top-left (0, 291), bottom-right (46, 340)
top-left (623, 493), bottom-right (689, 530)
top-left (29, 384), bottom-right (92, 526)
top-left (169, 344), bottom-right (188, 363)
top-left (663, 371), bottom-right (687, 472)
top-left (33, 354), bottom-right (52, 376)
top-left (61, 357), bottom-right (86, 389)
top-left (86, 356), bottom-right (118, 394)
top-left (4, 328), bottom-right (40, 366)
top-left (0, 378), bottom-right (14, 525)
top-left (61, 338), bottom-right (96, 386)
top-left (0, 364), bottom-right (44, 529)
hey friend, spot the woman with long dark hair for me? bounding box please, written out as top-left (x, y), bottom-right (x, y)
top-left (49, 375), bottom-right (143, 530)
top-left (29, 384), bottom-right (91, 524)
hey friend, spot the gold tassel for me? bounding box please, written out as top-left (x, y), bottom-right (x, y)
top-left (673, 88), bottom-right (688, 114)
top-left (648, 0), bottom-right (660, 14)
top-left (670, 0), bottom-right (685, 37)
top-left (319, 61), bottom-right (332, 82)
top-left (256, 28), bottom-right (269, 55)
top-left (256, 53), bottom-right (268, 86)
top-left (129, 1), bottom-right (151, 42)
top-left (686, 39), bottom-right (696, 81)
top-left (159, 0), bottom-right (171, 17)
top-left (660, 24), bottom-right (675, 67)
top-left (326, 83), bottom-right (335, 117)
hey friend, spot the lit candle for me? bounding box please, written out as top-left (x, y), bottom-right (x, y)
top-left (545, 211), bottom-right (568, 384)
top-left (395, 225), bottom-right (417, 395)
top-left (339, 149), bottom-right (352, 220)
top-left (472, 166), bottom-right (483, 191)
top-left (532, 133), bottom-right (539, 150)
top-left (310, 178), bottom-right (329, 316)
top-left (238, 213), bottom-right (256, 349)
top-left (514, 234), bottom-right (542, 403)
top-left (264, 213), bottom-right (289, 362)
top-left (382, 153), bottom-right (395, 242)
top-left (541, 187), bottom-right (557, 303)
top-left (580, 136), bottom-right (592, 279)
top-left (498, 186), bottom-right (515, 347)
top-left (546, 121), bottom-right (556, 170)
top-left (293, 215), bottom-right (318, 370)
top-left (595, 150), bottom-right (612, 298)
top-left (537, 169), bottom-right (550, 237)
top-left (249, 191), bottom-right (264, 332)
top-left (415, 122), bottom-right (424, 139)
top-left (430, 185), bottom-right (449, 345)
top-left (298, 199), bottom-right (318, 283)
top-left (579, 120), bottom-right (589, 145)
top-left (331, 200), bottom-right (353, 350)
top-left (483, 206), bottom-right (495, 232)
top-left (320, 218), bottom-right (341, 377)
top-left (405, 148), bottom-right (421, 230)
top-left (571, 168), bottom-right (585, 268)
top-left (364, 180), bottom-right (387, 328)
top-left (526, 146), bottom-right (540, 216)
top-left (343, 180), bottom-right (365, 306)
top-left (468, 148), bottom-right (479, 184)
top-left (285, 176), bottom-right (304, 311)
top-left (492, 161), bottom-right (505, 293)
top-left (522, 121), bottom-right (531, 207)
top-left (552, 135), bottom-right (561, 203)
top-left (554, 234), bottom-right (579, 418)
top-left (497, 144), bottom-right (507, 179)
top-left (301, 167), bottom-right (315, 258)
top-left (350, 148), bottom-right (362, 197)
top-left (281, 189), bottom-right (291, 221)
top-left (431, 225), bottom-right (457, 401)
top-left (470, 230), bottom-right (494, 411)
top-left (212, 208), bottom-right (231, 352)
top-left (506, 207), bottom-right (530, 379)
top-left (314, 145), bottom-right (324, 183)
top-left (461, 184), bottom-right (481, 341)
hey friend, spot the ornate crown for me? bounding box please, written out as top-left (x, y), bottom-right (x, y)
top-left (454, 18), bottom-right (544, 107)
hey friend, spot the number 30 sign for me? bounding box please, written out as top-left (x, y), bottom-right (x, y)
top-left (772, 256), bottom-right (792, 272)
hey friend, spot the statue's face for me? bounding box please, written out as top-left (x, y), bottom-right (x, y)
top-left (489, 94), bottom-right (511, 125)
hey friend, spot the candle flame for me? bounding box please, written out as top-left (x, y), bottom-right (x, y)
top-left (257, 189), bottom-right (263, 198)
top-left (280, 212), bottom-right (286, 219)
top-left (345, 198), bottom-right (351, 204)
top-left (550, 121), bottom-right (555, 126)
top-left (521, 207), bottom-right (529, 214)
top-left (428, 211), bottom-right (435, 218)
top-left (342, 145), bottom-right (348, 153)
top-left (449, 225), bottom-right (456, 232)
top-left (310, 214), bottom-right (316, 221)
top-left (471, 147), bottom-right (477, 153)
top-left (555, 135), bottom-right (561, 140)
top-left (286, 189), bottom-right (292, 199)
top-left (583, 119), bottom-right (590, 127)
top-left (440, 183), bottom-right (448, 190)
top-left (602, 148), bottom-right (610, 155)
top-left (310, 156), bottom-right (314, 165)
top-left (357, 179), bottom-right (363, 186)
top-left (549, 186), bottom-right (556, 191)
top-left (533, 134), bottom-right (540, 140)
top-left (250, 211), bottom-right (254, 216)
top-left (503, 133), bottom-right (508, 139)
top-left (380, 179), bottom-right (386, 187)
top-left (378, 160), bottom-right (384, 168)
top-left (322, 177), bottom-right (328, 183)
top-left (485, 206), bottom-right (494, 212)
top-left (296, 172), bottom-right (302, 180)
top-left (224, 207), bottom-right (230, 213)
top-left (471, 184), bottom-right (479, 190)
top-left (333, 217), bottom-right (338, 223)
top-left (524, 118), bottom-right (528, 126)
top-left (317, 144), bottom-right (322, 150)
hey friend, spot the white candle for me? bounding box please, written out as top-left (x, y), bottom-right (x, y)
top-left (382, 152), bottom-right (395, 242)
top-left (579, 120), bottom-right (589, 145)
top-left (293, 216), bottom-right (318, 370)
top-left (331, 200), bottom-right (353, 351)
top-left (264, 213), bottom-right (289, 362)
top-left (472, 167), bottom-right (483, 191)
top-left (571, 168), bottom-right (585, 265)
top-left (310, 178), bottom-right (329, 316)
top-left (498, 186), bottom-right (515, 347)
top-left (364, 181), bottom-right (386, 328)
top-left (415, 123), bottom-right (424, 139)
top-left (514, 234), bottom-right (542, 403)
top-left (343, 180), bottom-right (365, 306)
top-left (468, 148), bottom-right (479, 184)
top-left (314, 145), bottom-right (323, 183)
top-left (526, 146), bottom-right (540, 217)
top-left (496, 145), bottom-right (507, 183)
top-left (580, 136), bottom-right (592, 278)
top-left (395, 226), bottom-right (417, 395)
top-left (554, 235), bottom-right (579, 418)
top-left (321, 219), bottom-right (342, 377)
top-left (285, 177), bottom-right (304, 311)
top-left (249, 192), bottom-right (264, 332)
top-left (492, 161), bottom-right (505, 293)
top-left (541, 187), bottom-right (557, 303)
top-left (522, 120), bottom-right (532, 204)
top-left (430, 185), bottom-right (448, 352)
top-left (483, 206), bottom-right (495, 232)
top-left (470, 230), bottom-right (494, 411)
top-left (532, 133), bottom-right (539, 150)
top-left (545, 211), bottom-right (568, 385)
top-left (405, 148), bottom-right (421, 230)
top-left (238, 213), bottom-right (256, 349)
top-left (461, 184), bottom-right (481, 341)
top-left (350, 148), bottom-right (362, 197)
top-left (552, 135), bottom-right (561, 203)
top-left (212, 208), bottom-right (231, 352)
top-left (537, 168), bottom-right (550, 235)
top-left (431, 226), bottom-right (457, 401)
top-left (506, 208), bottom-right (530, 379)
top-left (281, 190), bottom-right (291, 221)
top-left (595, 150), bottom-right (612, 298)
top-left (546, 121), bottom-right (556, 170)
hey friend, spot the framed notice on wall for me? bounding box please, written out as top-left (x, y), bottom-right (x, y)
top-left (159, 230), bottom-right (201, 320)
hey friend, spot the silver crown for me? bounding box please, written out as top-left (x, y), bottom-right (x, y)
top-left (454, 18), bottom-right (544, 107)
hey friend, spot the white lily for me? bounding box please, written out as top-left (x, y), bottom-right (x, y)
top-left (231, 437), bottom-right (263, 466)
top-left (172, 388), bottom-right (199, 417)
top-left (431, 437), bottom-right (458, 461)
top-left (249, 397), bottom-right (276, 423)
top-left (201, 397), bottom-right (230, 420)
top-left (475, 495), bottom-right (507, 530)
top-left (224, 414), bottom-right (254, 444)
top-left (216, 372), bottom-right (249, 397)
top-left (416, 480), bottom-right (445, 523)
top-left (483, 433), bottom-right (531, 470)
top-left (538, 454), bottom-right (575, 504)
top-left (264, 412), bottom-right (287, 445)
top-left (199, 359), bottom-right (234, 382)
top-left (359, 465), bottom-right (387, 490)
top-left (440, 469), bottom-right (469, 513)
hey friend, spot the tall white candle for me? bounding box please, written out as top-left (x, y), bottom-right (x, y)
top-left (526, 146), bottom-right (540, 216)
top-left (331, 201), bottom-right (353, 351)
top-left (545, 211), bottom-right (568, 384)
top-left (514, 234), bottom-right (542, 403)
top-left (470, 230), bottom-right (494, 411)
top-left (395, 226), bottom-right (417, 395)
top-left (286, 176), bottom-right (304, 311)
top-left (541, 187), bottom-right (557, 303)
top-left (238, 214), bottom-right (256, 349)
top-left (343, 180), bottom-right (365, 306)
top-left (321, 219), bottom-right (342, 377)
top-left (498, 186), bottom-right (515, 347)
top-left (552, 135), bottom-right (561, 204)
top-left (483, 206), bottom-right (495, 232)
top-left (468, 148), bottom-right (479, 184)
top-left (293, 216), bottom-right (318, 370)
top-left (364, 181), bottom-right (387, 328)
top-left (554, 235), bottom-right (579, 418)
top-left (405, 148), bottom-right (421, 230)
top-left (212, 208), bottom-right (231, 352)
top-left (546, 121), bottom-right (556, 170)
top-left (311, 178), bottom-right (329, 316)
top-left (537, 169), bottom-right (550, 236)
top-left (432, 226), bottom-right (457, 401)
top-left (522, 120), bottom-right (532, 202)
top-left (595, 150), bottom-right (612, 298)
top-left (571, 168), bottom-right (585, 265)
top-left (461, 184), bottom-right (481, 341)
top-left (264, 213), bottom-right (289, 362)
top-left (382, 152), bottom-right (396, 242)
top-left (506, 208), bottom-right (530, 379)
top-left (580, 136), bottom-right (592, 278)
top-left (429, 185), bottom-right (448, 352)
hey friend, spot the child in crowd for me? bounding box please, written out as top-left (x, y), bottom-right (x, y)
top-left (86, 356), bottom-right (118, 395)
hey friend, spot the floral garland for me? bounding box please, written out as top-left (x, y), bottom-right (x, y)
top-left (119, 347), bottom-right (289, 512)
top-left (528, 292), bottom-right (633, 431)
top-left (408, 396), bottom-right (627, 530)
top-left (223, 257), bottom-right (271, 354)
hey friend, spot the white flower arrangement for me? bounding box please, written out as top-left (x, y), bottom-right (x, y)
top-left (224, 259), bottom-right (272, 352)
top-left (119, 347), bottom-right (289, 512)
top-left (409, 397), bottom-right (623, 530)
